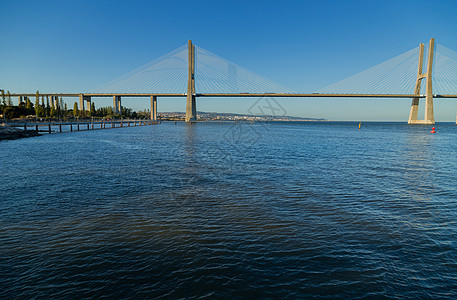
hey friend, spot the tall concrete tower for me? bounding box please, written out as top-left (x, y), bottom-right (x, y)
top-left (185, 40), bottom-right (196, 122)
top-left (408, 38), bottom-right (435, 124)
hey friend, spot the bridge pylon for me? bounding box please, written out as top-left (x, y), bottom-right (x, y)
top-left (408, 38), bottom-right (435, 125)
top-left (185, 40), bottom-right (196, 122)
top-left (150, 96), bottom-right (157, 122)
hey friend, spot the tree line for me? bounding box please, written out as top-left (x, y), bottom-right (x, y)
top-left (1, 90), bottom-right (150, 120)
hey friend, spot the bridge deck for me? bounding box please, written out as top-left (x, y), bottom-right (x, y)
top-left (8, 93), bottom-right (457, 98)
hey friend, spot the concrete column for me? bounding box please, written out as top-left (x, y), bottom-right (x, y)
top-left (408, 43), bottom-right (424, 124)
top-left (150, 96), bottom-right (155, 120)
top-left (153, 96), bottom-right (158, 122)
top-left (113, 96), bottom-right (118, 114)
top-left (113, 96), bottom-right (121, 115)
top-left (79, 94), bottom-right (85, 111)
top-left (424, 38), bottom-right (435, 124)
top-left (150, 96), bottom-right (157, 121)
top-left (185, 40), bottom-right (196, 122)
top-left (86, 97), bottom-right (91, 112)
top-left (407, 38), bottom-right (435, 125)
top-left (54, 96), bottom-right (58, 109)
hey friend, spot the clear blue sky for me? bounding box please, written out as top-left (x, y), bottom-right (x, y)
top-left (2, 0), bottom-right (457, 121)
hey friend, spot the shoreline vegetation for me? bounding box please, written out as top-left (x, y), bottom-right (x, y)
top-left (0, 90), bottom-right (151, 121)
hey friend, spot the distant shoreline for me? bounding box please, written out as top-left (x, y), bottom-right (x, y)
top-left (159, 111), bottom-right (327, 122)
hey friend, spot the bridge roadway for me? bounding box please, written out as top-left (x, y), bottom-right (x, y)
top-left (9, 92), bottom-right (457, 98)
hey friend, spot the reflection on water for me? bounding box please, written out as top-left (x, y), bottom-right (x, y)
top-left (402, 127), bottom-right (435, 202)
top-left (1, 122), bottom-right (457, 298)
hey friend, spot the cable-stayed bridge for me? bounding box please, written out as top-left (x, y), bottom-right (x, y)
top-left (9, 38), bottom-right (457, 124)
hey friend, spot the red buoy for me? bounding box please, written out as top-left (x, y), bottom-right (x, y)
top-left (431, 127), bottom-right (436, 133)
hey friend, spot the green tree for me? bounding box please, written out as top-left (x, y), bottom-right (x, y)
top-left (73, 102), bottom-right (79, 117)
top-left (54, 97), bottom-right (60, 117)
top-left (90, 102), bottom-right (96, 116)
top-left (60, 97), bottom-right (65, 116)
top-left (17, 102), bottom-right (27, 117)
top-left (3, 106), bottom-right (17, 119)
top-left (38, 97), bottom-right (44, 118)
top-left (26, 97), bottom-right (34, 115)
top-left (35, 97), bottom-right (40, 117)
top-left (1, 90), bottom-right (5, 110)
top-left (36, 90), bottom-right (40, 108)
top-left (6, 91), bottom-right (12, 106)
top-left (46, 96), bottom-right (51, 117)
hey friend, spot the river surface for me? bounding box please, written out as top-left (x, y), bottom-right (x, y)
top-left (1, 121), bottom-right (457, 298)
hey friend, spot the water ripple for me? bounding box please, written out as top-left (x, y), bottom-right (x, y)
top-left (1, 122), bottom-right (457, 298)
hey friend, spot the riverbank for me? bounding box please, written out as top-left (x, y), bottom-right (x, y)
top-left (0, 125), bottom-right (40, 140)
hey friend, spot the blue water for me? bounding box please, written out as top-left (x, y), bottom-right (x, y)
top-left (1, 121), bottom-right (457, 298)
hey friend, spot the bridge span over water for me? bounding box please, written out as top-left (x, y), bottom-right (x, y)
top-left (8, 38), bottom-right (457, 124)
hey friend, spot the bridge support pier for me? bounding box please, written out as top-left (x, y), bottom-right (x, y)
top-left (51, 96), bottom-right (60, 109)
top-left (185, 40), bottom-right (196, 122)
top-left (186, 95), bottom-right (196, 122)
top-left (113, 96), bottom-right (121, 115)
top-left (150, 96), bottom-right (157, 121)
top-left (86, 97), bottom-right (92, 112)
top-left (408, 38), bottom-right (435, 125)
top-left (18, 96), bottom-right (23, 105)
top-left (79, 94), bottom-right (85, 111)
top-left (78, 94), bottom-right (92, 113)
